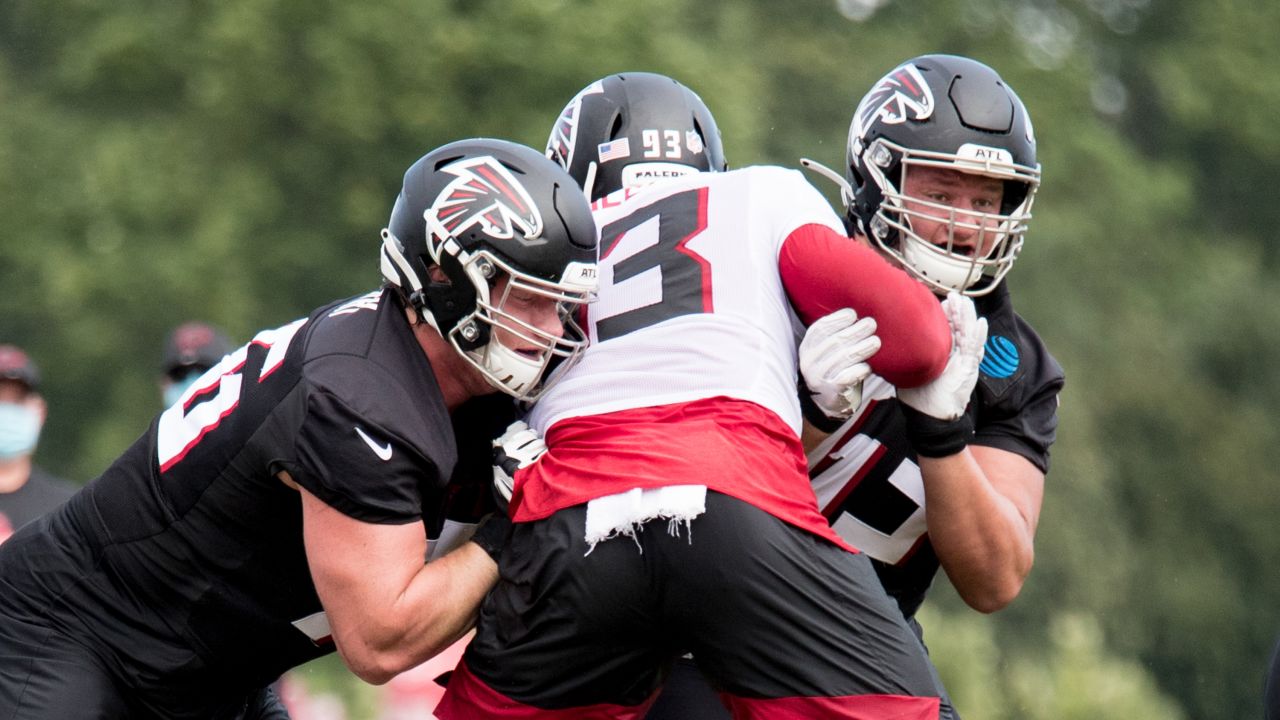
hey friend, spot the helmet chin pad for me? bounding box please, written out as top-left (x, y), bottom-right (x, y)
top-left (900, 237), bottom-right (985, 293)
top-left (470, 337), bottom-right (545, 398)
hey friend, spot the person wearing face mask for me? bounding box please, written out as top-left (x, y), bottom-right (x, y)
top-left (0, 344), bottom-right (77, 545)
top-left (160, 322), bottom-right (235, 408)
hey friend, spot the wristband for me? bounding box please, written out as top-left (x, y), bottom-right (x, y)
top-left (900, 403), bottom-right (974, 458)
top-left (470, 513), bottom-right (511, 563)
top-left (798, 380), bottom-right (848, 434)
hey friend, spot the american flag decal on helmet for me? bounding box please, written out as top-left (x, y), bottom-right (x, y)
top-left (546, 80), bottom-right (604, 170)
top-left (430, 156), bottom-right (546, 246)
top-left (854, 63), bottom-right (935, 137)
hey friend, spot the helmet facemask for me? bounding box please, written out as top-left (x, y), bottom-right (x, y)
top-left (422, 213), bottom-right (595, 402)
top-left (862, 138), bottom-right (1039, 297)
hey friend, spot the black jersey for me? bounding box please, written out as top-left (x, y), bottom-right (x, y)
top-left (0, 466), bottom-right (77, 541)
top-left (0, 288), bottom-right (503, 715)
top-left (807, 282), bottom-right (1065, 618)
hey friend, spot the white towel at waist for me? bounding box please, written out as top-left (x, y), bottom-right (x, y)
top-left (583, 484), bottom-right (708, 555)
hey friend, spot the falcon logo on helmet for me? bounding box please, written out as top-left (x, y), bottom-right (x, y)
top-left (854, 63), bottom-right (935, 138)
top-left (547, 80), bottom-right (605, 173)
top-left (430, 156), bottom-right (546, 246)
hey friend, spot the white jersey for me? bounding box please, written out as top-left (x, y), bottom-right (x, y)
top-left (806, 374), bottom-right (925, 564)
top-left (529, 165), bottom-right (844, 436)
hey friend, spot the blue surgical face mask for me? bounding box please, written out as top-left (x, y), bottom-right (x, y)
top-left (163, 369), bottom-right (205, 409)
top-left (0, 402), bottom-right (41, 459)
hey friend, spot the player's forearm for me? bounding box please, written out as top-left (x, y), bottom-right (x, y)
top-left (919, 451), bottom-right (1035, 613)
top-left (298, 476), bottom-right (499, 685)
top-left (405, 541), bottom-right (497, 654)
top-left (338, 543), bottom-right (497, 684)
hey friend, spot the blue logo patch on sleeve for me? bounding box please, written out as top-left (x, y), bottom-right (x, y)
top-left (980, 335), bottom-right (1020, 378)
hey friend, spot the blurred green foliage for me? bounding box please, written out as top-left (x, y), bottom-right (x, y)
top-left (2, 0), bottom-right (1277, 717)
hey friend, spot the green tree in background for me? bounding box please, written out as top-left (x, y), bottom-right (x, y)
top-left (2, 1), bottom-right (1277, 717)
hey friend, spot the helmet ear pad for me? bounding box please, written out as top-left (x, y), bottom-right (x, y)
top-left (1000, 178), bottom-right (1031, 216)
top-left (416, 255), bottom-right (486, 351)
top-left (849, 156), bottom-right (896, 244)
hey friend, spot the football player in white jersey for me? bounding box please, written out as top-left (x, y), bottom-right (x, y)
top-left (436, 73), bottom-right (957, 720)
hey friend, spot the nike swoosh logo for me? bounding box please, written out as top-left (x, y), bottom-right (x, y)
top-left (355, 426), bottom-right (393, 461)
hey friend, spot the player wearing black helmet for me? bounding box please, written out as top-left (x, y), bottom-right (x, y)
top-left (626, 56), bottom-right (1062, 720)
top-left (0, 139), bottom-right (598, 719)
top-left (803, 51), bottom-right (1062, 616)
top-left (381, 141), bottom-right (598, 400)
top-left (547, 71), bottom-right (726, 202)
top-left (439, 73), bottom-right (955, 720)
top-left (810, 53), bottom-right (1040, 297)
top-left (786, 54), bottom-right (1065, 719)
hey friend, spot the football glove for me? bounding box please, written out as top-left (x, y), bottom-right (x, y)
top-left (492, 420), bottom-right (546, 513)
top-left (897, 293), bottom-right (987, 457)
top-left (798, 308), bottom-right (881, 429)
top-left (469, 513), bottom-right (511, 564)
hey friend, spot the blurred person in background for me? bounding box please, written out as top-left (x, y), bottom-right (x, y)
top-left (0, 343), bottom-right (77, 545)
top-left (161, 321), bottom-right (234, 408)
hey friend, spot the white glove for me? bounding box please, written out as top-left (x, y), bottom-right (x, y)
top-left (799, 308), bottom-right (881, 420)
top-left (492, 420), bottom-right (546, 509)
top-left (897, 293), bottom-right (987, 421)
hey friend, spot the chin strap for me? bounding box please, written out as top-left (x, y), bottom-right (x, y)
top-left (581, 161), bottom-right (599, 202)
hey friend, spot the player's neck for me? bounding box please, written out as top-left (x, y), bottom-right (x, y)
top-left (0, 455), bottom-right (33, 494)
top-left (410, 319), bottom-right (490, 412)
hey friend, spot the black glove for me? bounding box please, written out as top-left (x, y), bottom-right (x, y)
top-left (469, 512), bottom-right (511, 564)
top-left (233, 683), bottom-right (291, 720)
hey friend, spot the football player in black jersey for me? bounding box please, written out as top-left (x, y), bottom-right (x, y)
top-left (645, 55), bottom-right (1065, 719)
top-left (0, 138), bottom-right (598, 719)
top-left (799, 53), bottom-right (1064, 717)
top-left (801, 53), bottom-right (1063, 617)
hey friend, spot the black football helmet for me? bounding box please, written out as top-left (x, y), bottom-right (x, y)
top-left (380, 138), bottom-right (599, 400)
top-left (844, 54), bottom-right (1040, 296)
top-left (546, 72), bottom-right (726, 202)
